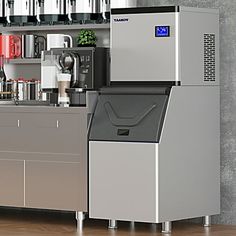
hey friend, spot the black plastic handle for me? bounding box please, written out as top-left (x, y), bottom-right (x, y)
top-left (104, 102), bottom-right (156, 127)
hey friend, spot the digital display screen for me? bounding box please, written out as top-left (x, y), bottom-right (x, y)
top-left (155, 26), bottom-right (170, 37)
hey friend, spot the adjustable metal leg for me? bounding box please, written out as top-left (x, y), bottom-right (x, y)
top-left (130, 221), bottom-right (135, 230)
top-left (162, 221), bottom-right (172, 234)
top-left (108, 220), bottom-right (118, 229)
top-left (76, 211), bottom-right (84, 232)
top-left (204, 216), bottom-right (211, 227)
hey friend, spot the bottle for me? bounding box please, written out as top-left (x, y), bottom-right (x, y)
top-left (0, 55), bottom-right (6, 99)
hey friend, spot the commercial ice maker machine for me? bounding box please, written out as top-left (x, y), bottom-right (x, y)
top-left (88, 6), bottom-right (220, 233)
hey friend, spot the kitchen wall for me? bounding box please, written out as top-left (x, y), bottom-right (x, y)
top-left (137, 0), bottom-right (236, 225)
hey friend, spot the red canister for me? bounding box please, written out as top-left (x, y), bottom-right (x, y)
top-left (0, 35), bottom-right (21, 59)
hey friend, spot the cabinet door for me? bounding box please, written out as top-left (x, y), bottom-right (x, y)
top-left (25, 161), bottom-right (83, 211)
top-left (0, 160), bottom-right (24, 207)
top-left (0, 113), bottom-right (22, 152)
top-left (0, 111), bottom-right (87, 156)
top-left (20, 113), bottom-right (86, 155)
top-left (89, 142), bottom-right (157, 222)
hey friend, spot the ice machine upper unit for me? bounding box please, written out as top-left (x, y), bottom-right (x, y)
top-left (110, 6), bottom-right (219, 86)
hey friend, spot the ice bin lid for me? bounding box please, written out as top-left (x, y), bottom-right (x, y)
top-left (89, 88), bottom-right (170, 143)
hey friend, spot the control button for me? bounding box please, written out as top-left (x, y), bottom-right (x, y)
top-left (81, 56), bottom-right (85, 62)
top-left (86, 56), bottom-right (90, 62)
top-left (82, 69), bottom-right (89, 74)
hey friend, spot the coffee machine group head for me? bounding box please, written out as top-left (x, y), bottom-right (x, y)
top-left (58, 52), bottom-right (81, 88)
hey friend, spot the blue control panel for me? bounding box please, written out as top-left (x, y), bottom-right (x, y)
top-left (155, 26), bottom-right (170, 37)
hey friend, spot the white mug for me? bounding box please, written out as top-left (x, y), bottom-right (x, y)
top-left (47, 34), bottom-right (73, 50)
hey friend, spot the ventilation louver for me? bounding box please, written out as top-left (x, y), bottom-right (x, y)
top-left (204, 34), bottom-right (216, 82)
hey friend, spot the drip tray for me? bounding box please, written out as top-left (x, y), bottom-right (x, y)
top-left (0, 100), bottom-right (16, 106)
top-left (16, 100), bottom-right (50, 106)
top-left (0, 100), bottom-right (50, 106)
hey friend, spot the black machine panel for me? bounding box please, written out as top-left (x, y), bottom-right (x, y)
top-left (89, 87), bottom-right (170, 143)
top-left (53, 47), bottom-right (110, 90)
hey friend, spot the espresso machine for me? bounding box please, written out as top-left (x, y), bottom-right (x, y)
top-left (89, 6), bottom-right (220, 233)
top-left (6, 0), bottom-right (36, 25)
top-left (41, 47), bottom-right (110, 106)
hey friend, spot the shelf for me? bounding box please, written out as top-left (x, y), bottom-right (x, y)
top-left (7, 59), bottom-right (41, 65)
top-left (0, 23), bottom-right (110, 33)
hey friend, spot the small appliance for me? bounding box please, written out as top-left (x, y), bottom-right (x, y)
top-left (36, 0), bottom-right (68, 24)
top-left (41, 47), bottom-right (110, 106)
top-left (6, 0), bottom-right (36, 25)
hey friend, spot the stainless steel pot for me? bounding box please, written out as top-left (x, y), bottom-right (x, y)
top-left (7, 0), bottom-right (36, 25)
top-left (36, 0), bottom-right (68, 24)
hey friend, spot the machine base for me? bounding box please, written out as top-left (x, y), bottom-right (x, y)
top-left (66, 90), bottom-right (86, 107)
top-left (0, 17), bottom-right (6, 24)
top-left (9, 16), bottom-right (37, 25)
top-left (39, 14), bottom-right (68, 24)
top-left (71, 13), bottom-right (103, 24)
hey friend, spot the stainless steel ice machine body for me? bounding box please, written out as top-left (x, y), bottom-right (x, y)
top-left (89, 6), bottom-right (220, 230)
top-left (110, 6), bottom-right (219, 86)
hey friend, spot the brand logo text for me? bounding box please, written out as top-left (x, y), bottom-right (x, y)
top-left (114, 18), bottom-right (129, 23)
